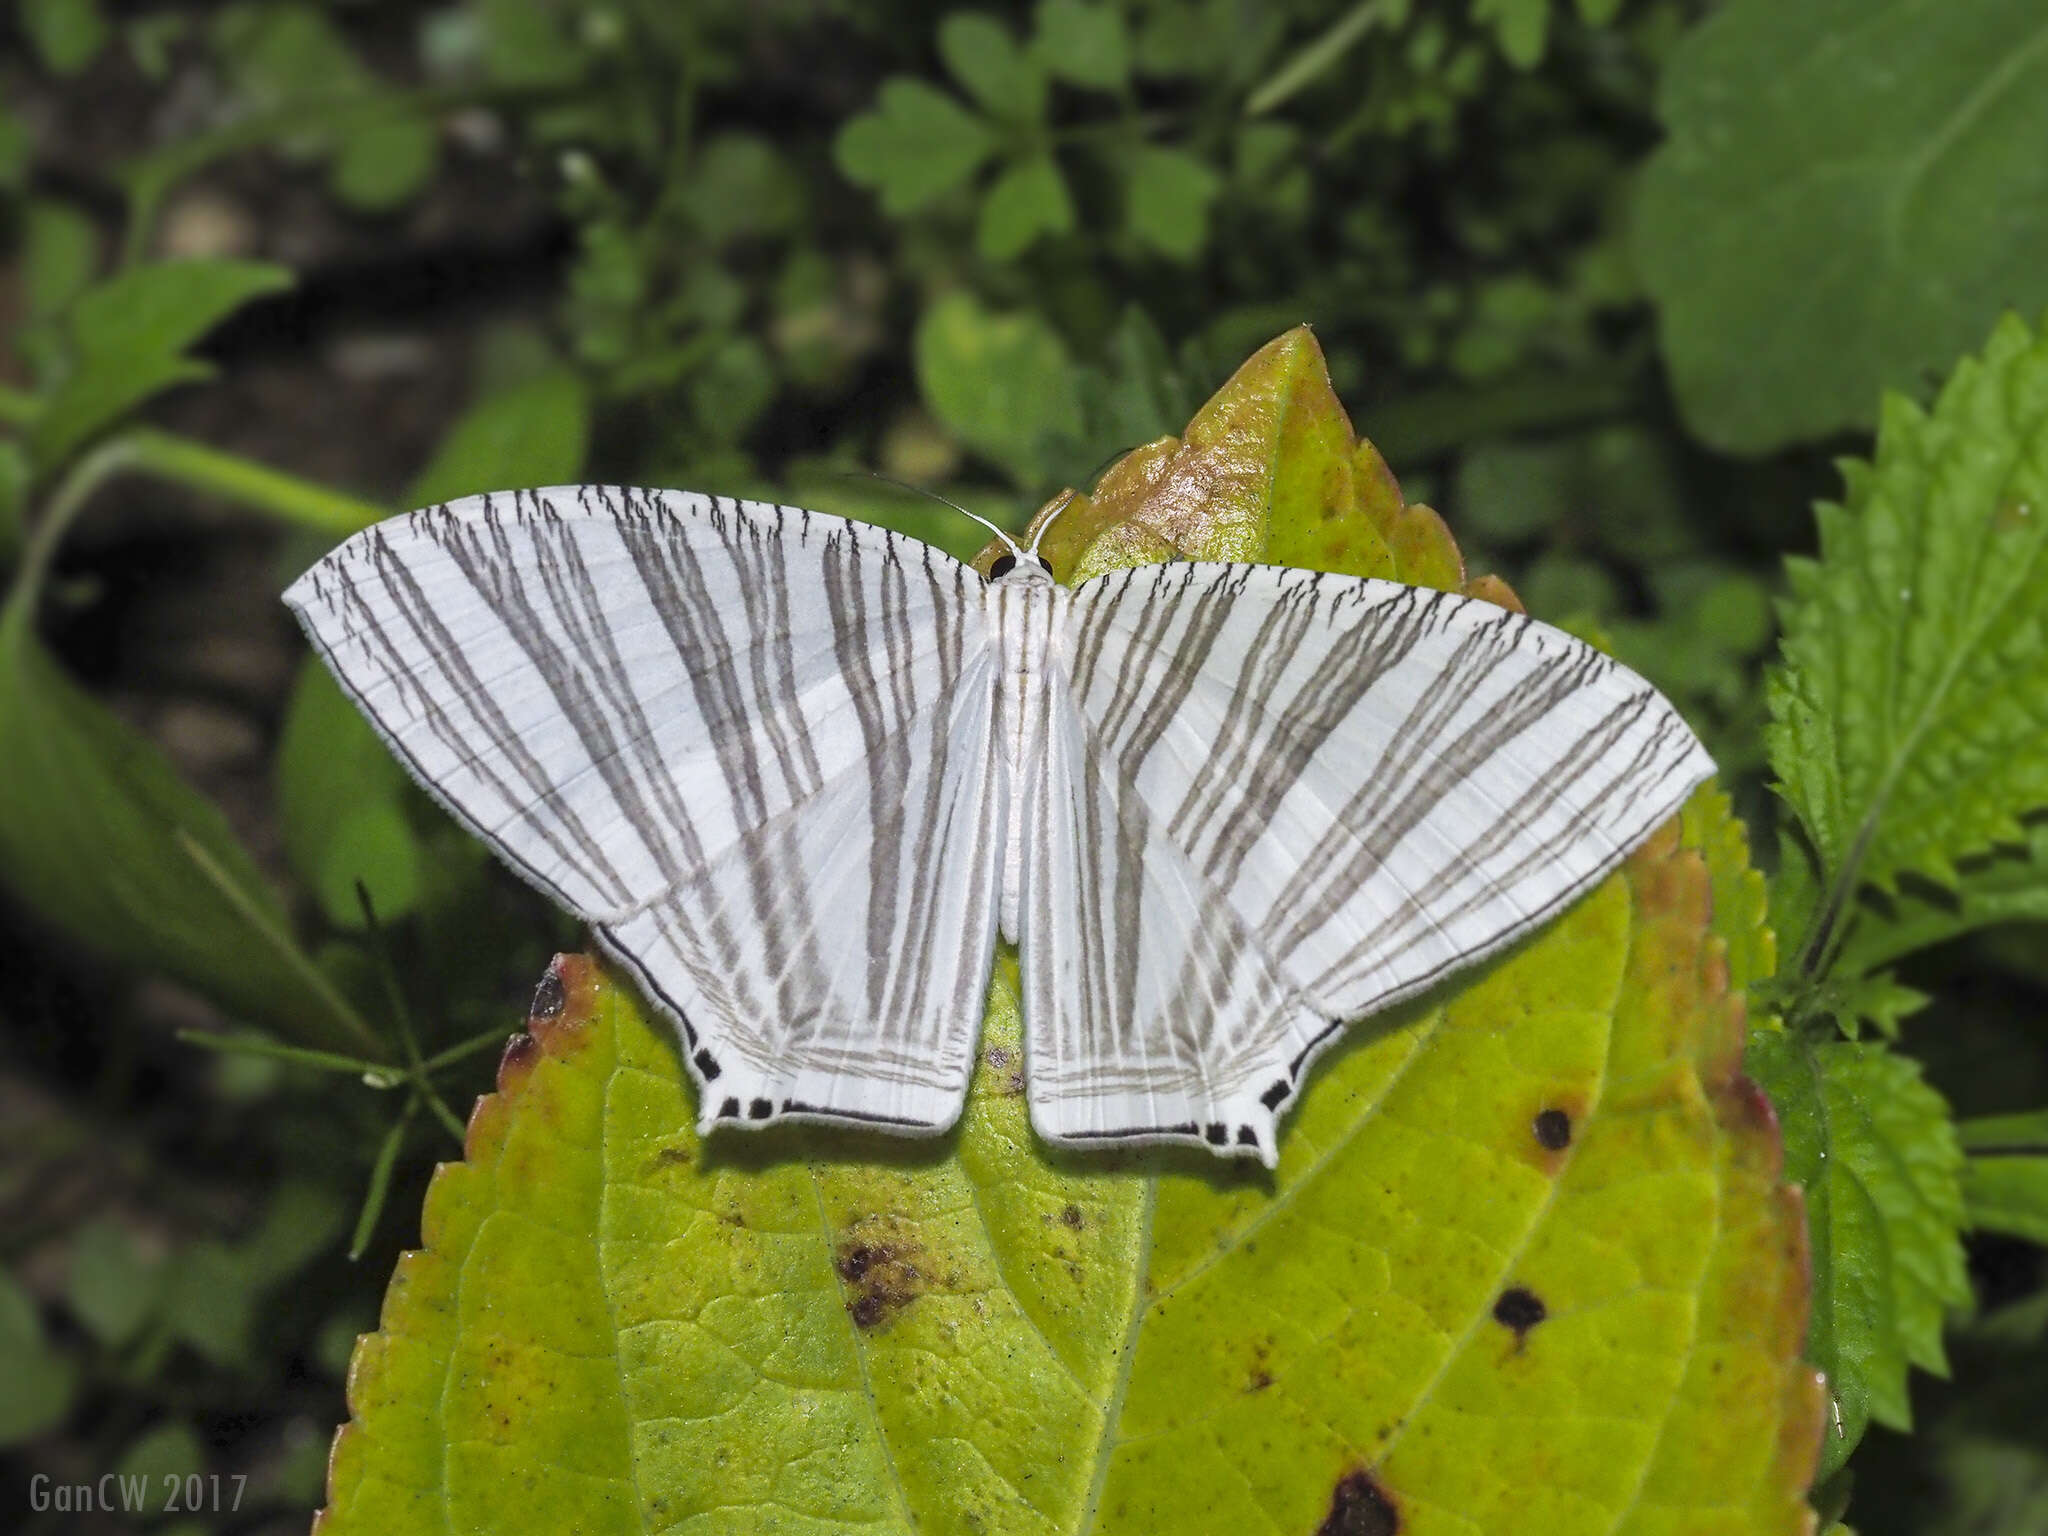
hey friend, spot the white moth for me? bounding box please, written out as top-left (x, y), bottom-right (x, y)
top-left (285, 485), bottom-right (1712, 1166)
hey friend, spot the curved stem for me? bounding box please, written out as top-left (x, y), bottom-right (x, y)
top-left (2, 435), bottom-right (142, 640)
top-left (124, 427), bottom-right (386, 534)
top-left (0, 385), bottom-right (384, 539)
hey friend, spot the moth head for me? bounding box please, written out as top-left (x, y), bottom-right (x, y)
top-left (987, 552), bottom-right (1054, 585)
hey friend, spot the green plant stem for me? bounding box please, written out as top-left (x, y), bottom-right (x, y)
top-left (418, 1025), bottom-right (518, 1075)
top-left (0, 384), bottom-right (384, 535)
top-left (1246, 0), bottom-right (1396, 116)
top-left (174, 828), bottom-right (383, 1053)
top-left (2, 436), bottom-right (143, 639)
top-left (1793, 824), bottom-right (1872, 987)
top-left (125, 427), bottom-right (386, 533)
top-left (349, 1095), bottom-right (420, 1261)
top-left (175, 1029), bottom-right (404, 1084)
top-left (352, 882), bottom-right (472, 1142)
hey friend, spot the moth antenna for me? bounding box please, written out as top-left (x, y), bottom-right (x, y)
top-left (1026, 488), bottom-right (1080, 559)
top-left (857, 470), bottom-right (1025, 558)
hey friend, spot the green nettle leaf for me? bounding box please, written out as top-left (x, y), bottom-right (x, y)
top-left (0, 610), bottom-right (373, 1052)
top-left (1635, 0), bottom-right (2048, 452)
top-left (319, 333), bottom-right (1821, 1535)
top-left (18, 0), bottom-right (110, 76)
top-left (977, 153), bottom-right (1076, 260)
top-left (1766, 312), bottom-right (2048, 976)
top-left (1958, 1111), bottom-right (2048, 1247)
top-left (834, 79), bottom-right (997, 215)
top-left (1745, 1033), bottom-right (1968, 1474)
top-left (1034, 0), bottom-right (1129, 89)
top-left (939, 11), bottom-right (1047, 123)
top-left (914, 291), bottom-right (1084, 487)
top-left (1962, 1157), bottom-right (2048, 1247)
top-left (1811, 970), bottom-right (1930, 1042)
top-left (28, 260), bottom-right (294, 474)
top-left (1124, 145), bottom-right (1221, 260)
top-left (1834, 821), bottom-right (2048, 977)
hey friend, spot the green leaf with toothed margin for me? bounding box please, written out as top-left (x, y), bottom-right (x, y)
top-left (1744, 1032), bottom-right (1967, 1477)
top-left (1766, 311), bottom-right (2048, 975)
top-left (317, 329), bottom-right (1820, 1535)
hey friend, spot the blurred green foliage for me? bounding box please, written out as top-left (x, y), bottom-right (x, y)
top-left (1, 1), bottom-right (2046, 1531)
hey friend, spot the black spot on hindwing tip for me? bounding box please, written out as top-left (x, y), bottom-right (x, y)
top-left (718, 1097), bottom-right (741, 1119)
top-left (1318, 1470), bottom-right (1399, 1535)
top-left (747, 1097), bottom-right (773, 1120)
top-left (1533, 1108), bottom-right (1572, 1150)
top-left (1204, 1122), bottom-right (1228, 1146)
top-left (692, 1048), bottom-right (721, 1081)
top-left (1493, 1286), bottom-right (1547, 1338)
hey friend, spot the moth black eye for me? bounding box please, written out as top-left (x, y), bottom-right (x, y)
top-left (990, 554), bottom-right (1017, 578)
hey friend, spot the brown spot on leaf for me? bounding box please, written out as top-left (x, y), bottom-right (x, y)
top-left (525, 954), bottom-right (599, 1057)
top-left (982, 1044), bottom-right (1026, 1095)
top-left (1318, 1470), bottom-right (1398, 1535)
top-left (529, 968), bottom-right (566, 1022)
top-left (1493, 1286), bottom-right (1547, 1339)
top-left (1060, 1203), bottom-right (1084, 1229)
top-left (496, 1032), bottom-right (539, 1092)
top-left (1533, 1108), bottom-right (1572, 1151)
top-left (1728, 1073), bottom-right (1780, 1136)
top-left (836, 1239), bottom-right (926, 1330)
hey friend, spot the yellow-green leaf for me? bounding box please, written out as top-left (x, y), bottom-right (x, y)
top-left (320, 328), bottom-right (1820, 1534)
